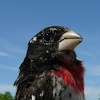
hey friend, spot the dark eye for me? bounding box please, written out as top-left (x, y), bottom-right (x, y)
top-left (43, 33), bottom-right (52, 41)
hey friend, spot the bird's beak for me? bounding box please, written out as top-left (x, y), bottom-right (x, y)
top-left (58, 30), bottom-right (83, 51)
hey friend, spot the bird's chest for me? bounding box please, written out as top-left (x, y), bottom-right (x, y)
top-left (51, 76), bottom-right (84, 100)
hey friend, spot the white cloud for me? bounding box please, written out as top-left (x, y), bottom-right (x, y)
top-left (88, 67), bottom-right (100, 76)
top-left (0, 51), bottom-right (22, 59)
top-left (0, 38), bottom-right (10, 47)
top-left (0, 38), bottom-right (26, 55)
top-left (84, 79), bottom-right (95, 85)
top-left (84, 63), bottom-right (100, 76)
top-left (0, 52), bottom-right (9, 57)
top-left (79, 51), bottom-right (93, 57)
top-left (91, 66), bottom-right (100, 76)
top-left (85, 86), bottom-right (100, 100)
top-left (6, 47), bottom-right (26, 54)
top-left (0, 65), bottom-right (18, 71)
top-left (0, 84), bottom-right (16, 96)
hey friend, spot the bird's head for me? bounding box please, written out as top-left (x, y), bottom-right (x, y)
top-left (24, 26), bottom-right (83, 73)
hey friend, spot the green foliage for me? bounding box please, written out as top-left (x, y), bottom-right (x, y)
top-left (0, 92), bottom-right (14, 100)
top-left (99, 94), bottom-right (100, 100)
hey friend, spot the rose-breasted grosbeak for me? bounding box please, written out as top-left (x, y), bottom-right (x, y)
top-left (14, 26), bottom-right (85, 100)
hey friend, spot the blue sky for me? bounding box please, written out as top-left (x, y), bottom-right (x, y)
top-left (0, 0), bottom-right (100, 100)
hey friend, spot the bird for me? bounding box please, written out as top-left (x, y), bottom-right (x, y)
top-left (14, 26), bottom-right (85, 100)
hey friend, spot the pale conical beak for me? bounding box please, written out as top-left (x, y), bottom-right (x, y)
top-left (58, 30), bottom-right (83, 51)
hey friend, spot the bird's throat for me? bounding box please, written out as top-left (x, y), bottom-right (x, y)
top-left (50, 61), bottom-right (85, 97)
top-left (50, 67), bottom-right (76, 89)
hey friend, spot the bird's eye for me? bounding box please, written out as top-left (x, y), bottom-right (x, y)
top-left (43, 33), bottom-right (52, 42)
